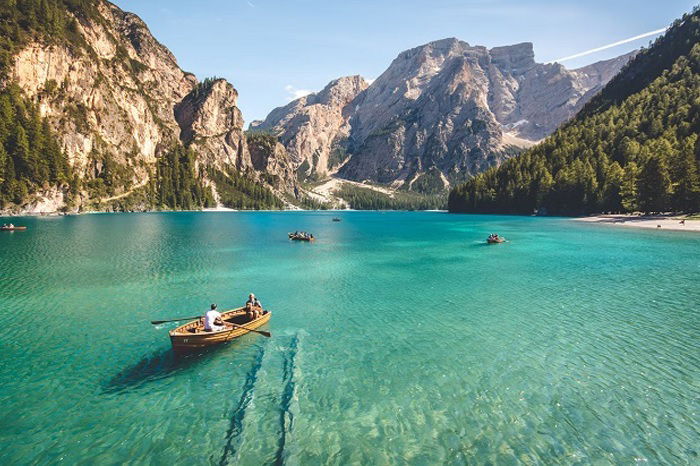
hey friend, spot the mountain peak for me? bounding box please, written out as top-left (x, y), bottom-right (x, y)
top-left (257, 38), bottom-right (634, 189)
top-left (489, 42), bottom-right (535, 74)
top-left (426, 37), bottom-right (468, 49)
top-left (313, 75), bottom-right (368, 106)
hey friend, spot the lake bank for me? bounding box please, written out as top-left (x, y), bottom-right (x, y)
top-left (575, 213), bottom-right (700, 232)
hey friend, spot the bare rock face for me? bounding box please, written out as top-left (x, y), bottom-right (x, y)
top-left (247, 135), bottom-right (297, 193)
top-left (254, 75), bottom-right (368, 178)
top-left (12, 1), bottom-right (195, 182)
top-left (259, 38), bottom-right (633, 190)
top-left (175, 79), bottom-right (250, 171)
top-left (8, 0), bottom-right (295, 209)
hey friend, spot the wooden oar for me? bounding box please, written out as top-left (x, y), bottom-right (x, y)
top-left (227, 323), bottom-right (271, 338)
top-left (151, 316), bottom-right (202, 325)
top-left (150, 315), bottom-right (271, 338)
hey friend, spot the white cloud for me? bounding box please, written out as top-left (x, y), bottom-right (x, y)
top-left (246, 0), bottom-right (255, 7)
top-left (366, 78), bottom-right (376, 85)
top-left (551, 28), bottom-right (667, 63)
top-left (284, 85), bottom-right (313, 101)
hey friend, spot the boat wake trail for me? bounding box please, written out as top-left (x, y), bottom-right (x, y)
top-left (274, 334), bottom-right (300, 465)
top-left (218, 344), bottom-right (266, 465)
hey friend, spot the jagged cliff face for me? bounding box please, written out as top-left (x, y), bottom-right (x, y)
top-left (259, 39), bottom-right (633, 190)
top-left (12, 2), bottom-right (194, 182)
top-left (8, 0), bottom-right (294, 211)
top-left (175, 79), bottom-right (250, 171)
top-left (253, 75), bottom-right (368, 178)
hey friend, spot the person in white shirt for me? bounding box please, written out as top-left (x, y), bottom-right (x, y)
top-left (203, 304), bottom-right (232, 332)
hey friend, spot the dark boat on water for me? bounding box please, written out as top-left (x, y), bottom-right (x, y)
top-left (289, 231), bottom-right (315, 241)
top-left (332, 218), bottom-right (341, 222)
top-left (487, 234), bottom-right (505, 244)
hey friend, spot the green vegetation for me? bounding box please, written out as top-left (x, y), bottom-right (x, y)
top-left (246, 131), bottom-right (277, 154)
top-left (0, 0), bottom-right (290, 214)
top-left (189, 77), bottom-right (223, 100)
top-left (410, 168), bottom-right (446, 195)
top-left (154, 145), bottom-right (214, 210)
top-left (0, 0), bottom-right (98, 78)
top-left (296, 194), bottom-right (332, 210)
top-left (208, 168), bottom-right (282, 210)
top-left (449, 8), bottom-right (700, 215)
top-left (296, 159), bottom-right (311, 182)
top-left (0, 84), bottom-right (73, 208)
top-left (90, 144), bottom-right (288, 212)
top-left (335, 184), bottom-right (446, 210)
top-left (328, 146), bottom-right (349, 169)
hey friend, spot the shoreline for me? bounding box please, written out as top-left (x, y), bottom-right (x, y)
top-left (575, 214), bottom-right (700, 232)
top-left (0, 208), bottom-right (450, 218)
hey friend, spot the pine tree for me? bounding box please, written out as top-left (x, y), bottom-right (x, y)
top-left (672, 138), bottom-right (700, 211)
top-left (638, 156), bottom-right (671, 212)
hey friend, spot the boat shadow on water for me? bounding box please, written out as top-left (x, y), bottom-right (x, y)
top-left (103, 338), bottom-right (260, 394)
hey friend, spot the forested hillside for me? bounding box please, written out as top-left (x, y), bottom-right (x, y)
top-left (0, 84), bottom-right (74, 208)
top-left (0, 0), bottom-right (92, 209)
top-left (449, 8), bottom-right (700, 215)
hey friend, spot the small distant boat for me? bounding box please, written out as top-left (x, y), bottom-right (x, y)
top-left (289, 231), bottom-right (315, 241)
top-left (332, 218), bottom-right (341, 222)
top-left (487, 235), bottom-right (505, 244)
top-left (1, 226), bottom-right (27, 231)
top-left (169, 307), bottom-right (271, 351)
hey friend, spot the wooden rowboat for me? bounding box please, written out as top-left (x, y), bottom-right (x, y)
top-left (288, 232), bottom-right (314, 241)
top-left (1, 226), bottom-right (27, 231)
top-left (291, 236), bottom-right (314, 241)
top-left (169, 307), bottom-right (271, 351)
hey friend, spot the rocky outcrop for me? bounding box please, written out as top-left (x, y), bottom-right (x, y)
top-left (253, 75), bottom-right (368, 178)
top-left (175, 78), bottom-right (250, 171)
top-left (247, 133), bottom-right (298, 194)
top-left (11, 2), bottom-right (194, 181)
top-left (259, 38), bottom-right (633, 190)
top-left (7, 0), bottom-right (295, 211)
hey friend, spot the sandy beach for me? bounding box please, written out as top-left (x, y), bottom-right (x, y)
top-left (575, 214), bottom-right (700, 232)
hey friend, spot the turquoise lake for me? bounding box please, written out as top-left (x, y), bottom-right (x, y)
top-left (0, 211), bottom-right (698, 464)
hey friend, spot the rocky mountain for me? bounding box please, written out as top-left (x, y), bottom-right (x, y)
top-left (251, 75), bottom-right (368, 178)
top-left (448, 8), bottom-right (700, 215)
top-left (257, 39), bottom-right (634, 192)
top-left (1, 0), bottom-right (297, 213)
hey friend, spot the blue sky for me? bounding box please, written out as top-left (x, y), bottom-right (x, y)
top-left (114, 0), bottom-right (696, 123)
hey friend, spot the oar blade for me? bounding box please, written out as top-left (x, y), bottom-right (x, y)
top-left (150, 315), bottom-right (201, 325)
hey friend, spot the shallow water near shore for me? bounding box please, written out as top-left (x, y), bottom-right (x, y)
top-left (0, 211), bottom-right (698, 464)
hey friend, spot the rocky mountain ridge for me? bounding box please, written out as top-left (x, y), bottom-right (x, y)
top-left (256, 39), bottom-right (635, 192)
top-left (448, 7), bottom-right (700, 215)
top-left (2, 0), bottom-right (297, 213)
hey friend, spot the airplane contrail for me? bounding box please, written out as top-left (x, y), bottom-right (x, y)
top-left (551, 28), bottom-right (668, 63)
